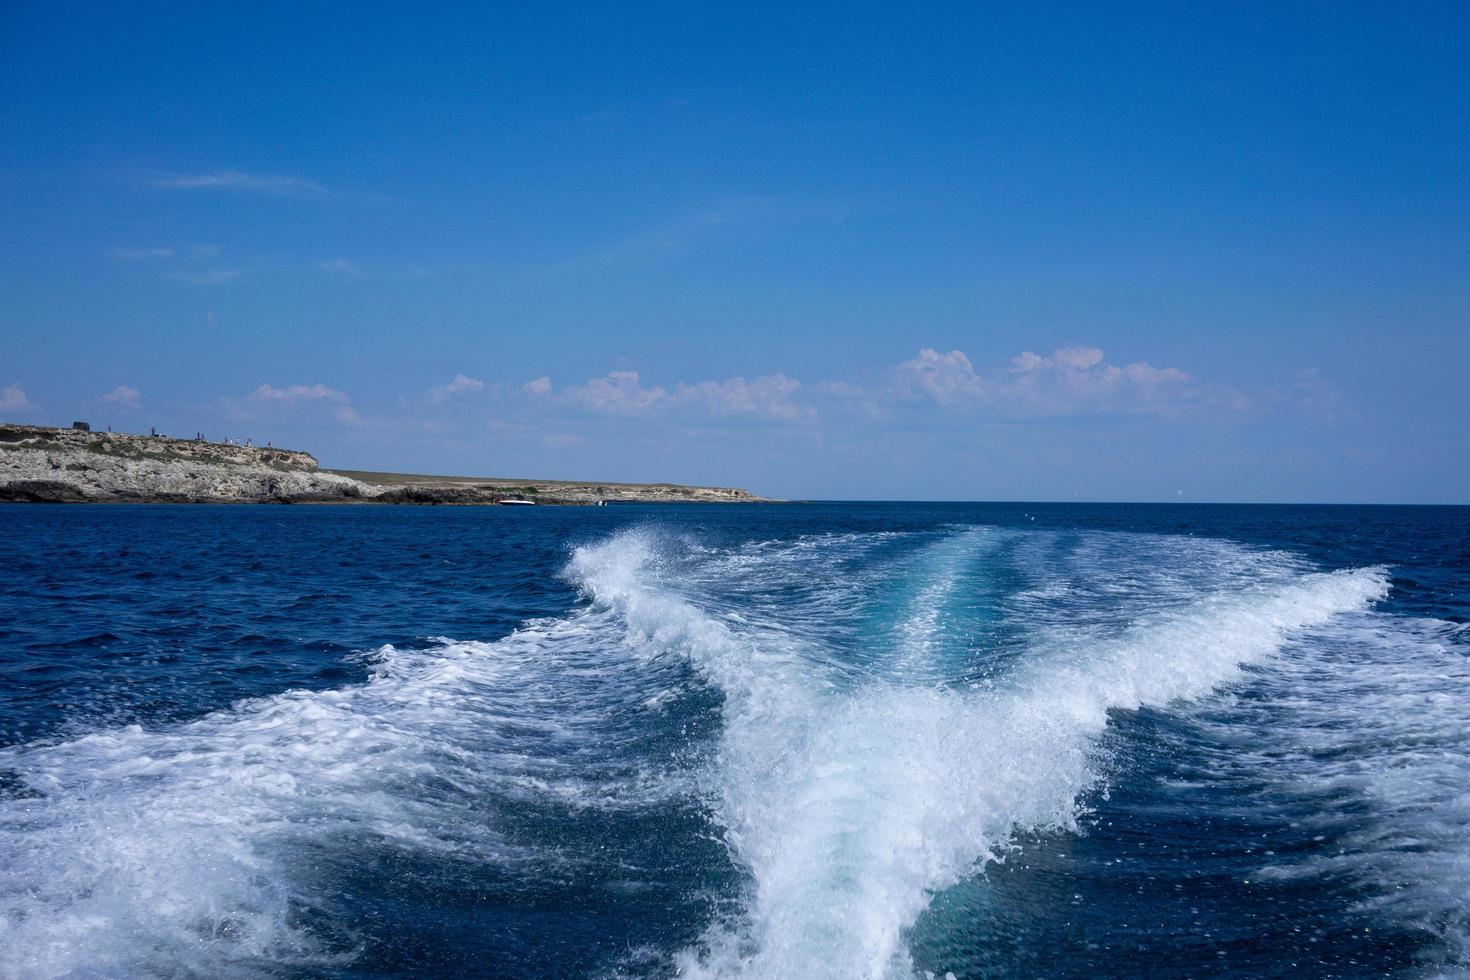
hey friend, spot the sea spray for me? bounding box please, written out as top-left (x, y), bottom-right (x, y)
top-left (0, 614), bottom-right (695, 978)
top-left (568, 529), bottom-right (1389, 978)
top-left (0, 512), bottom-right (1446, 979)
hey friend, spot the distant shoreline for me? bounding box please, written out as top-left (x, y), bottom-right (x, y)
top-left (0, 423), bottom-right (764, 506)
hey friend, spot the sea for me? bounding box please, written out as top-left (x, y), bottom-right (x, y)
top-left (0, 502), bottom-right (1467, 979)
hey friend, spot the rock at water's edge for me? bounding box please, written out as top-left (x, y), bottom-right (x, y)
top-left (0, 480), bottom-right (90, 503)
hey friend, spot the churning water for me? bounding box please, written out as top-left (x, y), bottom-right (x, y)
top-left (0, 503), bottom-right (1466, 977)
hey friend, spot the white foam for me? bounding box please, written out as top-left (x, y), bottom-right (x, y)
top-left (568, 529), bottom-right (1389, 979)
top-left (0, 610), bottom-right (688, 978)
top-left (0, 525), bottom-right (1407, 979)
top-left (891, 529), bottom-right (995, 675)
top-left (1191, 613), bottom-right (1470, 969)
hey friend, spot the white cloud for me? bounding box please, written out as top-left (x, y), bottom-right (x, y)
top-left (512, 364), bottom-right (821, 426)
top-left (897, 345), bottom-right (1247, 419)
top-left (427, 374), bottom-right (485, 402)
top-left (246, 383), bottom-right (360, 423)
top-left (894, 348), bottom-right (985, 403)
top-left (102, 385), bottom-right (141, 410)
top-left (552, 370), bottom-right (807, 420)
top-left (1010, 351), bottom-right (1046, 373)
top-left (1003, 347), bottom-right (1198, 415)
top-left (1, 383), bottom-right (38, 415)
top-left (148, 170), bottom-right (324, 194)
top-left (1051, 346), bottom-right (1105, 370)
top-left (563, 370), bottom-right (668, 415)
top-left (675, 373), bottom-right (810, 419)
top-left (497, 345), bottom-right (1261, 432)
top-left (109, 246), bottom-right (174, 260)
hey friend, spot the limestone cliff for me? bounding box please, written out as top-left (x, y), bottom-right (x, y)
top-left (0, 424), bottom-right (370, 502)
top-left (0, 423), bottom-right (762, 505)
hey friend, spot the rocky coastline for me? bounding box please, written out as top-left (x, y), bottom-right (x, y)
top-left (0, 423), bottom-right (762, 505)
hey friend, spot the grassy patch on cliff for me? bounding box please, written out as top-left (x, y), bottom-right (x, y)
top-left (85, 439), bottom-right (238, 466)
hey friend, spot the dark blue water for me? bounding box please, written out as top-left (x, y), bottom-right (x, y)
top-left (1, 503), bottom-right (1467, 978)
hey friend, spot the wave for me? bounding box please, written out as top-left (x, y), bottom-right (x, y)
top-left (567, 528), bottom-right (1388, 979)
top-left (0, 523), bottom-right (1410, 979)
top-left (0, 609), bottom-right (691, 978)
top-left (1183, 613), bottom-right (1470, 971)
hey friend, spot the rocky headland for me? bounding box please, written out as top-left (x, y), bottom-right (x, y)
top-left (0, 423), bottom-right (762, 505)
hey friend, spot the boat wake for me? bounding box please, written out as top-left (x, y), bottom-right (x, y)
top-left (6, 522), bottom-right (1463, 979)
top-left (0, 603), bottom-right (693, 977)
top-left (569, 529), bottom-right (1388, 978)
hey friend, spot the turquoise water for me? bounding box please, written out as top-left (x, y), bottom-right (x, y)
top-left (1, 502), bottom-right (1467, 978)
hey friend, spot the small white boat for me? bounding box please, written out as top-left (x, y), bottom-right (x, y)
top-left (501, 498), bottom-right (536, 506)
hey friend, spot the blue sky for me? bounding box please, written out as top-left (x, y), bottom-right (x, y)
top-left (2, 3), bottom-right (1467, 502)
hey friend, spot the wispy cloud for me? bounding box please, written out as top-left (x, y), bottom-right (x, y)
top-left (562, 370), bottom-right (667, 415)
top-left (675, 374), bottom-right (810, 420)
top-left (520, 345), bottom-right (1252, 428)
top-left (186, 346), bottom-right (1318, 460)
top-left (427, 374), bottom-right (485, 402)
top-left (101, 385), bottom-right (141, 410)
top-left (1, 383), bottom-right (39, 415)
top-left (894, 345), bottom-right (1247, 419)
top-left (1002, 345), bottom-right (1243, 417)
top-left (147, 170), bottom-right (325, 194)
top-left (534, 370), bottom-right (811, 421)
top-left (108, 246), bottom-right (174, 260)
top-left (243, 383), bottom-right (360, 423)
